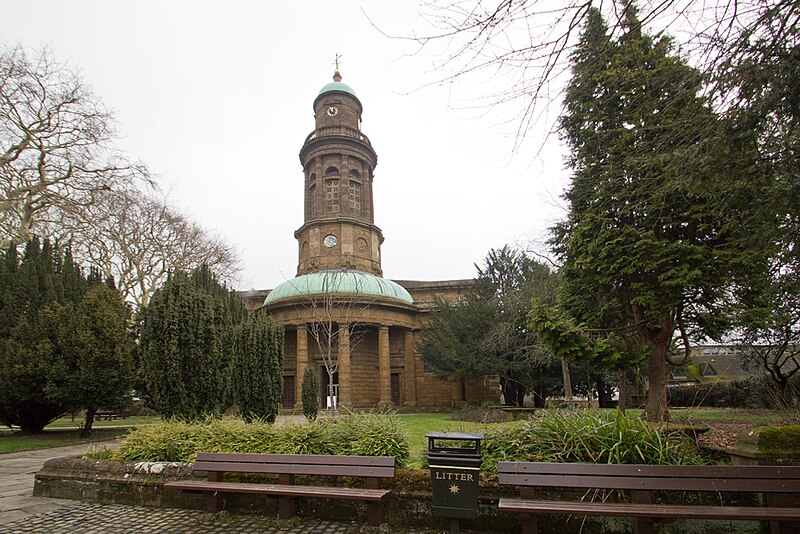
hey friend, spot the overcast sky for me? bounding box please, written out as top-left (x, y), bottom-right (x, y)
top-left (2, 1), bottom-right (568, 290)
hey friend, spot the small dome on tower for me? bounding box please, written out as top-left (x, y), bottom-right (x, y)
top-left (316, 70), bottom-right (359, 104)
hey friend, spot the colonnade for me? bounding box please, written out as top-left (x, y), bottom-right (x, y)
top-left (293, 324), bottom-right (417, 409)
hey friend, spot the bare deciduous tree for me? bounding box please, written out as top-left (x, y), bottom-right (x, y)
top-left (1, 45), bottom-right (240, 307)
top-left (0, 45), bottom-right (152, 248)
top-left (58, 188), bottom-right (241, 308)
top-left (400, 0), bottom-right (793, 150)
top-left (296, 270), bottom-right (375, 416)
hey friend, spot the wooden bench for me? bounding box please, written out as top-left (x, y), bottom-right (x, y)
top-left (498, 461), bottom-right (800, 534)
top-left (95, 412), bottom-right (127, 421)
top-left (164, 453), bottom-right (395, 526)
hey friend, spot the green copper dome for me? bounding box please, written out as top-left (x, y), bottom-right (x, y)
top-left (318, 81), bottom-right (357, 99)
top-left (264, 270), bottom-right (413, 306)
top-left (315, 69), bottom-right (361, 108)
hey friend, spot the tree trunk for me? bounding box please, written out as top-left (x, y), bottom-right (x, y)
top-left (618, 370), bottom-right (628, 413)
top-left (81, 407), bottom-right (97, 438)
top-left (645, 341), bottom-right (670, 422)
top-left (561, 358), bottom-right (573, 401)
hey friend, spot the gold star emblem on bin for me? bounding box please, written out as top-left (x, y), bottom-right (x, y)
top-left (449, 484), bottom-right (460, 494)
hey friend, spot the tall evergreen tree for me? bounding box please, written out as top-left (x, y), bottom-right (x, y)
top-left (301, 367), bottom-right (319, 421)
top-left (0, 238), bottom-right (92, 431)
top-left (45, 283), bottom-right (134, 436)
top-left (139, 265), bottom-right (245, 419)
top-left (552, 5), bottom-right (771, 421)
top-left (231, 313), bottom-right (284, 423)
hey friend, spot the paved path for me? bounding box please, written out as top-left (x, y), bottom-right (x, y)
top-left (0, 442), bottom-right (101, 526)
top-left (0, 440), bottom-right (465, 533)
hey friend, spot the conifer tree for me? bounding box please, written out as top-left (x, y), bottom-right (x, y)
top-left (139, 265), bottom-right (245, 419)
top-left (551, 5), bottom-right (771, 421)
top-left (302, 367), bottom-right (319, 422)
top-left (0, 239), bottom-right (91, 431)
top-left (231, 313), bottom-right (284, 423)
top-left (45, 283), bottom-right (134, 436)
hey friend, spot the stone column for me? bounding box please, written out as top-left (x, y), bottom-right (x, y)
top-left (404, 329), bottom-right (417, 407)
top-left (294, 325), bottom-right (308, 410)
top-left (378, 326), bottom-right (391, 407)
top-left (338, 323), bottom-right (351, 407)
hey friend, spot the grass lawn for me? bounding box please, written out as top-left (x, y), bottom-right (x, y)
top-left (396, 413), bottom-right (496, 464)
top-left (0, 427), bottom-right (130, 453)
top-left (46, 415), bottom-right (161, 428)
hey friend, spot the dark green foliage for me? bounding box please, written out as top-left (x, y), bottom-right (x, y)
top-left (480, 411), bottom-right (703, 471)
top-left (231, 313), bottom-right (284, 423)
top-left (302, 366), bottom-right (319, 421)
top-left (139, 265), bottom-right (246, 420)
top-left (0, 238), bottom-right (96, 432)
top-left (113, 412), bottom-right (411, 467)
top-left (45, 284), bottom-right (135, 437)
top-left (553, 5), bottom-right (772, 421)
top-left (667, 377), bottom-right (775, 409)
top-left (419, 246), bottom-right (561, 406)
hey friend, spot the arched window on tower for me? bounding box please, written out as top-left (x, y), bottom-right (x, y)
top-left (348, 169), bottom-right (361, 214)
top-left (324, 167), bottom-right (340, 213)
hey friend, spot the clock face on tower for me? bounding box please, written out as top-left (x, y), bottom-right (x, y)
top-left (326, 106), bottom-right (339, 117)
top-left (323, 234), bottom-right (337, 247)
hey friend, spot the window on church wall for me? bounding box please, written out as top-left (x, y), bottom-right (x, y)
top-left (349, 180), bottom-right (361, 212)
top-left (348, 170), bottom-right (361, 213)
top-left (324, 178), bottom-right (340, 212)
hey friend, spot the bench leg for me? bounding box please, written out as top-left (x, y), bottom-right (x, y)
top-left (772, 520), bottom-right (800, 534)
top-left (366, 502), bottom-right (383, 526)
top-left (206, 491), bottom-right (223, 512)
top-left (521, 512), bottom-right (538, 534)
top-left (633, 518), bottom-right (657, 534)
top-left (278, 497), bottom-right (297, 520)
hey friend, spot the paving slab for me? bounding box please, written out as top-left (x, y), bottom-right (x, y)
top-left (0, 501), bottom-right (459, 533)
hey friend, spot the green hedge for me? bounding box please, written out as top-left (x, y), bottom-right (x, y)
top-left (113, 411), bottom-right (702, 471)
top-left (113, 412), bottom-right (411, 467)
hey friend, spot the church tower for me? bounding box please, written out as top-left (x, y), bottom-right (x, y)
top-left (295, 70), bottom-right (383, 276)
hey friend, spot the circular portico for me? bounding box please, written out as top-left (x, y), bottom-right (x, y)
top-left (264, 270), bottom-right (419, 409)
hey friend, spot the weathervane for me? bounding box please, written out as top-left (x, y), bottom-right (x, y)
top-left (334, 53), bottom-right (342, 70)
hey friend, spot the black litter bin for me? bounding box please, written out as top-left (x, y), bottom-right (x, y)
top-left (427, 431), bottom-right (484, 530)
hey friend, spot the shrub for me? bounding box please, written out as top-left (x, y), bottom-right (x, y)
top-left (329, 411), bottom-right (411, 464)
top-left (668, 376), bottom-right (774, 408)
top-left (112, 412), bottom-right (411, 467)
top-left (481, 410), bottom-right (703, 471)
top-left (231, 314), bottom-right (284, 423)
top-left (301, 367), bottom-right (319, 421)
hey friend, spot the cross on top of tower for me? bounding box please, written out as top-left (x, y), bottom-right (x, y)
top-left (333, 53), bottom-right (342, 82)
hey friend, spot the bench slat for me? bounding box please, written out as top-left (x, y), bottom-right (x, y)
top-left (498, 462), bottom-right (800, 480)
top-left (197, 453), bottom-right (394, 468)
top-left (164, 480), bottom-right (390, 502)
top-left (194, 461), bottom-right (394, 478)
top-left (498, 472), bottom-right (800, 493)
top-left (498, 498), bottom-right (800, 521)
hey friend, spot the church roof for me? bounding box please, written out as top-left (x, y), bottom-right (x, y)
top-left (318, 80), bottom-right (357, 99)
top-left (264, 270), bottom-right (414, 306)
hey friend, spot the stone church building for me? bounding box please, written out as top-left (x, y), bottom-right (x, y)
top-left (243, 71), bottom-right (498, 410)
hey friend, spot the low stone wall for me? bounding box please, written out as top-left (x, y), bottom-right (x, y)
top-left (33, 457), bottom-right (522, 532)
top-left (33, 457), bottom-right (765, 533)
